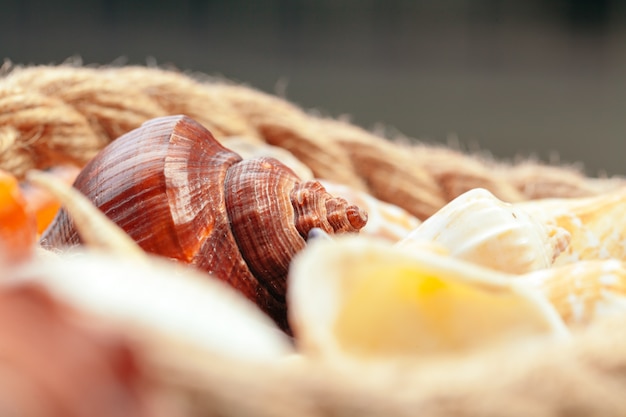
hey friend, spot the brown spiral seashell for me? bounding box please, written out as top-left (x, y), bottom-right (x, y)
top-left (40, 115), bottom-right (368, 332)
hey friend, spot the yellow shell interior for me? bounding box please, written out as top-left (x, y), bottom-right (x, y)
top-left (289, 236), bottom-right (568, 361)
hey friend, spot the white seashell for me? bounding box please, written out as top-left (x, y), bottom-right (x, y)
top-left (288, 235), bottom-right (568, 363)
top-left (398, 188), bottom-right (570, 274)
top-left (320, 180), bottom-right (421, 242)
top-left (11, 250), bottom-right (293, 362)
top-left (523, 259), bottom-right (626, 327)
top-left (221, 136), bottom-right (314, 180)
top-left (516, 187), bottom-right (626, 265)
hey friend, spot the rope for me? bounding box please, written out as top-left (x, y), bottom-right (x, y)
top-left (147, 315), bottom-right (626, 417)
top-left (1, 63), bottom-right (622, 220)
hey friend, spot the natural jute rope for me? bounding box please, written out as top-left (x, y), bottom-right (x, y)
top-left (146, 315), bottom-right (626, 417)
top-left (1, 63), bottom-right (623, 219)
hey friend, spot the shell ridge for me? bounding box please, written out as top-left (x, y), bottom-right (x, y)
top-left (224, 158), bottom-right (302, 302)
top-left (164, 116), bottom-right (243, 261)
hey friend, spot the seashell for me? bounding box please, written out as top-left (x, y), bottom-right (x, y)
top-left (20, 165), bottom-right (81, 234)
top-left (516, 188), bottom-right (626, 265)
top-left (39, 115), bottom-right (368, 331)
top-left (0, 169), bottom-right (37, 263)
top-left (288, 235), bottom-right (568, 362)
top-left (320, 180), bottom-right (421, 242)
top-left (12, 249), bottom-right (294, 362)
top-left (398, 188), bottom-right (570, 274)
top-left (221, 136), bottom-right (315, 180)
top-left (523, 259), bottom-right (626, 327)
top-left (0, 283), bottom-right (158, 417)
top-left (27, 169), bottom-right (147, 259)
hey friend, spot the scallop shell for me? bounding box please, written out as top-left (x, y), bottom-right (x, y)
top-left (398, 188), bottom-right (570, 274)
top-left (288, 235), bottom-right (568, 362)
top-left (523, 259), bottom-right (626, 327)
top-left (516, 187), bottom-right (626, 265)
top-left (319, 180), bottom-right (421, 242)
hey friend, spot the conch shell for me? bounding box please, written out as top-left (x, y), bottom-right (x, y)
top-left (523, 259), bottom-right (626, 327)
top-left (398, 188), bottom-right (570, 274)
top-left (516, 187), bottom-right (626, 265)
top-left (288, 235), bottom-right (568, 363)
top-left (40, 115), bottom-right (368, 331)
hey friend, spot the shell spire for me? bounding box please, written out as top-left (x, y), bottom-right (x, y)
top-left (291, 181), bottom-right (368, 237)
top-left (224, 158), bottom-right (368, 307)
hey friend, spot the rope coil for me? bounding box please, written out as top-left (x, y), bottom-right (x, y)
top-left (1, 64), bottom-right (622, 219)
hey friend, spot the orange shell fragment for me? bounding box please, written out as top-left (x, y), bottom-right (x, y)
top-left (20, 165), bottom-right (81, 235)
top-left (0, 170), bottom-right (37, 262)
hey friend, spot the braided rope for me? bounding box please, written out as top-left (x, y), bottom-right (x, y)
top-left (1, 64), bottom-right (622, 219)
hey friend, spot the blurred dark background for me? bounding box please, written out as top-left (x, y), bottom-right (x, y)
top-left (3, 0), bottom-right (626, 176)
